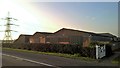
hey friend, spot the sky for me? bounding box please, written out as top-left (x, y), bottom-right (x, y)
top-left (0, 0), bottom-right (119, 40)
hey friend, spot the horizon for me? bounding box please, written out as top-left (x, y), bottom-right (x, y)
top-left (0, 0), bottom-right (118, 40)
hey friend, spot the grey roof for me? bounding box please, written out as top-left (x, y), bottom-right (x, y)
top-left (33, 32), bottom-right (53, 36)
top-left (99, 33), bottom-right (116, 37)
top-left (55, 28), bottom-right (116, 37)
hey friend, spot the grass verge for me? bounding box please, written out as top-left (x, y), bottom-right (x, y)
top-left (112, 55), bottom-right (120, 64)
top-left (2, 47), bottom-right (96, 62)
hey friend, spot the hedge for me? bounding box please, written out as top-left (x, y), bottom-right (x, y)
top-left (2, 43), bottom-right (96, 59)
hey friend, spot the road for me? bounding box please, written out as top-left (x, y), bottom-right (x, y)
top-left (2, 55), bottom-right (42, 66)
top-left (2, 54), bottom-right (55, 68)
top-left (2, 48), bottom-right (119, 68)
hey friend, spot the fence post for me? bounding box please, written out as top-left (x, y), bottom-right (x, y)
top-left (96, 45), bottom-right (99, 59)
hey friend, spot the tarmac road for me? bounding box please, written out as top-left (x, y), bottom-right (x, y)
top-left (2, 55), bottom-right (42, 66)
top-left (2, 55), bottom-right (56, 68)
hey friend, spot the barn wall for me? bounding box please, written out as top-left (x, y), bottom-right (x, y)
top-left (30, 33), bottom-right (45, 43)
top-left (91, 36), bottom-right (112, 42)
top-left (14, 36), bottom-right (25, 44)
top-left (14, 35), bottom-right (31, 44)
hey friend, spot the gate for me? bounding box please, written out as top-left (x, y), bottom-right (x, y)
top-left (96, 45), bottom-right (106, 59)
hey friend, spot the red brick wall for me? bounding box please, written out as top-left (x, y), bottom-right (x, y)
top-left (30, 33), bottom-right (46, 43)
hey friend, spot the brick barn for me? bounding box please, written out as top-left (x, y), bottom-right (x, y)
top-left (46, 28), bottom-right (117, 47)
top-left (14, 28), bottom-right (117, 47)
top-left (14, 34), bottom-right (31, 44)
top-left (29, 32), bottom-right (53, 43)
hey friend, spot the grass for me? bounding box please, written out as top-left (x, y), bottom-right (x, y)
top-left (2, 47), bottom-right (96, 62)
top-left (112, 55), bottom-right (120, 64)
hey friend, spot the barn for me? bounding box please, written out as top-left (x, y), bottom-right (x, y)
top-left (14, 34), bottom-right (31, 44)
top-left (29, 32), bottom-right (53, 43)
top-left (14, 28), bottom-right (117, 48)
top-left (46, 28), bottom-right (117, 47)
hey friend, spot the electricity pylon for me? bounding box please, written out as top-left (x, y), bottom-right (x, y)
top-left (1, 12), bottom-right (18, 43)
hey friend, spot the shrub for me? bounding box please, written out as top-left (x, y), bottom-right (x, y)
top-left (3, 43), bottom-right (96, 58)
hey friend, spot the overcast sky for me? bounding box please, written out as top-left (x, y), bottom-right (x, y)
top-left (0, 0), bottom-right (119, 40)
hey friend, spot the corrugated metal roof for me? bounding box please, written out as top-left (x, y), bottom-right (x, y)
top-left (33, 32), bottom-right (53, 35)
top-left (99, 33), bottom-right (116, 37)
top-left (55, 28), bottom-right (116, 37)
